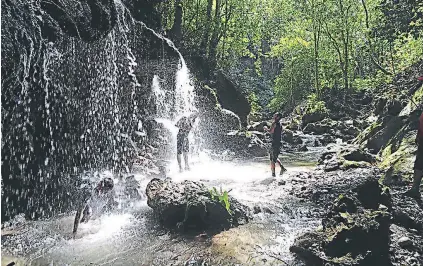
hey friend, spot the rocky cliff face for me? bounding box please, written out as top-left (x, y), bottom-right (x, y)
top-left (354, 60), bottom-right (423, 184)
top-left (1, 0), bottom-right (180, 221)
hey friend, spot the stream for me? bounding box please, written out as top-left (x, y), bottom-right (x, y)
top-left (2, 148), bottom-right (323, 266)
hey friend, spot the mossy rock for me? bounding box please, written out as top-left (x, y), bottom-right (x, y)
top-left (341, 160), bottom-right (371, 170)
top-left (146, 178), bottom-right (251, 231)
top-left (399, 85), bottom-right (423, 116)
top-left (353, 120), bottom-right (383, 146)
top-left (378, 120), bottom-right (418, 184)
top-left (292, 204), bottom-right (391, 265)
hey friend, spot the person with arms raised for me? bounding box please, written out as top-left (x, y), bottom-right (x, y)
top-left (175, 112), bottom-right (198, 172)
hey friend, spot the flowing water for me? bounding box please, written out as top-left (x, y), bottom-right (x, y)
top-left (2, 1), bottom-right (324, 265)
top-left (1, 149), bottom-right (322, 266)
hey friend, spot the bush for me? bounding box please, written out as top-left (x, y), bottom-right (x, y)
top-left (247, 92), bottom-right (262, 116)
top-left (209, 187), bottom-right (232, 214)
top-left (306, 93), bottom-right (328, 114)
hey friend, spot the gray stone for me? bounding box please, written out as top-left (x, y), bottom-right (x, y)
top-left (398, 236), bottom-right (413, 248)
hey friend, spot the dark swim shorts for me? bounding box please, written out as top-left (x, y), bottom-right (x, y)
top-left (269, 144), bottom-right (281, 163)
top-left (177, 132), bottom-right (189, 155)
top-left (415, 144), bottom-right (423, 171)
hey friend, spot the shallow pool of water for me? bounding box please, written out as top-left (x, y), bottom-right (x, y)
top-left (2, 150), bottom-right (322, 266)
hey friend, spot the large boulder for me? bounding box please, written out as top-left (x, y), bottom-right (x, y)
top-left (214, 71), bottom-right (251, 126)
top-left (216, 131), bottom-right (269, 158)
top-left (247, 121), bottom-right (269, 132)
top-left (303, 122), bottom-right (331, 135)
top-left (146, 178), bottom-right (251, 230)
top-left (340, 148), bottom-right (376, 164)
top-left (318, 146), bottom-right (376, 172)
top-left (302, 112), bottom-right (326, 127)
top-left (364, 116), bottom-right (405, 153)
top-left (290, 178), bottom-right (392, 265)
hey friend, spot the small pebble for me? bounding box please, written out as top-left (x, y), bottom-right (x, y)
top-left (278, 180), bottom-right (286, 186)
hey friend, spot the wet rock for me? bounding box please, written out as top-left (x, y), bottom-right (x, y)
top-left (209, 130), bottom-right (268, 159)
top-left (253, 205), bottom-right (275, 214)
top-left (321, 134), bottom-right (336, 145)
top-left (314, 139), bottom-right (320, 147)
top-left (293, 135), bottom-right (304, 145)
top-left (302, 112), bottom-right (326, 127)
top-left (323, 158), bottom-right (341, 172)
top-left (253, 206), bottom-right (261, 214)
top-left (351, 177), bottom-right (391, 210)
top-left (391, 194), bottom-right (423, 231)
top-left (341, 148), bottom-right (376, 163)
top-left (282, 129), bottom-right (294, 143)
top-left (291, 177), bottom-right (393, 265)
top-left (247, 121), bottom-right (269, 132)
top-left (364, 116), bottom-right (405, 153)
top-left (278, 180), bottom-right (286, 186)
top-left (340, 125), bottom-right (360, 138)
top-left (298, 145), bottom-right (308, 152)
top-left (386, 99), bottom-right (403, 116)
top-left (374, 97), bottom-right (387, 115)
top-left (303, 122), bottom-right (330, 134)
top-left (146, 178), bottom-right (251, 231)
top-left (215, 70), bottom-right (251, 126)
top-left (398, 236), bottom-right (413, 248)
top-left (184, 255), bottom-right (209, 266)
top-left (290, 232), bottom-right (325, 265)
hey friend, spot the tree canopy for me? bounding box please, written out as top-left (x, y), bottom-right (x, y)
top-left (159, 0), bottom-right (423, 111)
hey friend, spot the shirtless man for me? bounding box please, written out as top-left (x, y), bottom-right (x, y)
top-left (175, 113), bottom-right (198, 172)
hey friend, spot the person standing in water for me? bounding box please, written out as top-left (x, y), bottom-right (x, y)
top-left (175, 112), bottom-right (198, 172)
top-left (405, 110), bottom-right (423, 198)
top-left (268, 112), bottom-right (287, 177)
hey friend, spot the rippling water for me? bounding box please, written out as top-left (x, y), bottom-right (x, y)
top-left (1, 149), bottom-right (323, 266)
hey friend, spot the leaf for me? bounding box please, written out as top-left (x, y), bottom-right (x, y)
top-left (340, 212), bottom-right (349, 219)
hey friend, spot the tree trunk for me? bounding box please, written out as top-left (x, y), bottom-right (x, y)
top-left (360, 0), bottom-right (392, 75)
top-left (389, 41), bottom-right (396, 75)
top-left (208, 0), bottom-right (222, 66)
top-left (313, 29), bottom-right (320, 97)
top-left (343, 40), bottom-right (349, 91)
top-left (169, 0), bottom-right (183, 45)
top-left (200, 0), bottom-right (213, 54)
top-left (311, 0), bottom-right (320, 98)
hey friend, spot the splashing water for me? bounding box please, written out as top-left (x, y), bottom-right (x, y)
top-left (175, 57), bottom-right (196, 116)
top-left (148, 35), bottom-right (200, 159)
top-left (2, 1), bottom-right (326, 265)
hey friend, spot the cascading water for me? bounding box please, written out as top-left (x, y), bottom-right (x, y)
top-left (147, 31), bottom-right (200, 165)
top-left (1, 0), bottom-right (182, 220)
top-left (2, 1), bottom-right (325, 265)
top-left (175, 57), bottom-right (197, 116)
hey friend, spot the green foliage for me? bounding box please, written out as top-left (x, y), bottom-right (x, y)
top-left (352, 71), bottom-right (393, 92)
top-left (209, 187), bottom-right (232, 215)
top-left (305, 93), bottom-right (327, 114)
top-left (247, 92), bottom-right (261, 115)
top-left (161, 0), bottom-right (423, 106)
top-left (392, 34), bottom-right (423, 71)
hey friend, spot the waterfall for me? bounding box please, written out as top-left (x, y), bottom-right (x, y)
top-left (1, 0), bottom-right (188, 220)
top-left (134, 18), bottom-right (200, 159)
top-left (175, 58), bottom-right (197, 116)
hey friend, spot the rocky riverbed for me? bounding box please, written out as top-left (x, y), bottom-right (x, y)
top-left (2, 142), bottom-right (422, 266)
top-left (2, 150), bottom-right (324, 266)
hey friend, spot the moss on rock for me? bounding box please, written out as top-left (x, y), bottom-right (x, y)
top-left (354, 120), bottom-right (383, 147)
